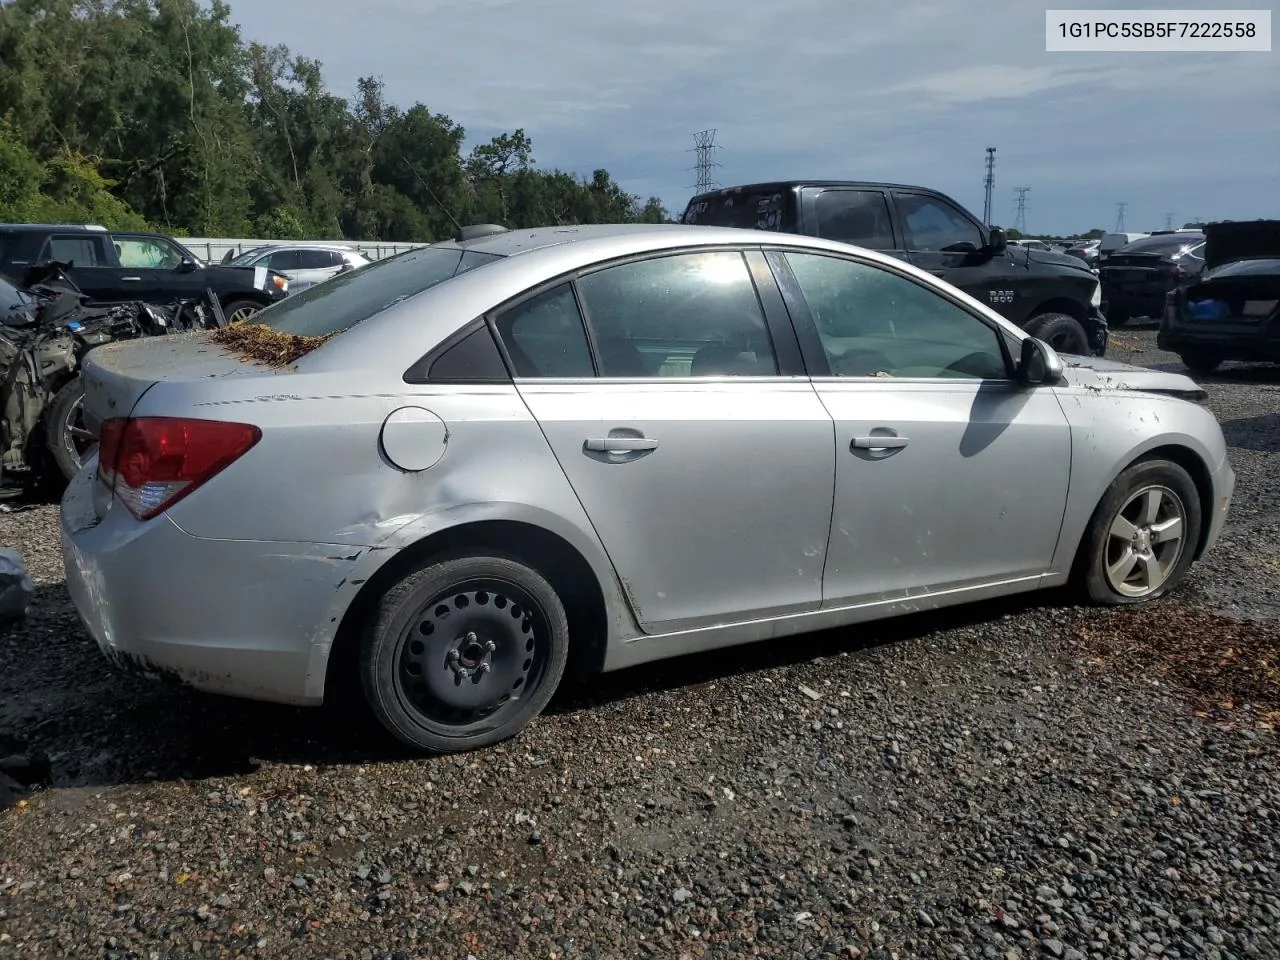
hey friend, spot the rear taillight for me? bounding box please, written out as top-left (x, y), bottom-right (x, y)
top-left (97, 417), bottom-right (261, 520)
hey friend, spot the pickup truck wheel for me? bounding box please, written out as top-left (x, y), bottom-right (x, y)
top-left (1180, 352), bottom-right (1222, 376)
top-left (222, 299), bottom-right (264, 324)
top-left (1024, 312), bottom-right (1089, 356)
top-left (47, 376), bottom-right (95, 481)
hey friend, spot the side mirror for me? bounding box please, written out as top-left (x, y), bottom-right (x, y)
top-left (987, 227), bottom-right (1008, 254)
top-left (177, 258), bottom-right (198, 273)
top-left (1018, 336), bottom-right (1064, 386)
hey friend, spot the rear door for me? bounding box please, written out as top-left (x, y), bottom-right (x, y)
top-left (494, 246), bottom-right (836, 635)
top-left (289, 249), bottom-right (345, 291)
top-left (34, 232), bottom-right (122, 299)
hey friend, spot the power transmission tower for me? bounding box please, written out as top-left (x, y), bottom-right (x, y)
top-left (1013, 187), bottom-right (1030, 233)
top-left (691, 130), bottom-right (722, 194)
top-left (982, 147), bottom-right (997, 226)
top-left (1164, 212), bottom-right (1175, 230)
top-left (1114, 202), bottom-right (1128, 232)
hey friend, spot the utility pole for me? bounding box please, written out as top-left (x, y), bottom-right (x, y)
top-left (691, 130), bottom-right (721, 195)
top-left (982, 147), bottom-right (997, 226)
top-left (1114, 202), bottom-right (1128, 232)
top-left (1013, 187), bottom-right (1030, 234)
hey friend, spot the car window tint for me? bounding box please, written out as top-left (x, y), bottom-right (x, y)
top-left (576, 251), bottom-right (778, 377)
top-left (265, 249), bottom-right (302, 271)
top-left (893, 193), bottom-right (983, 252)
top-left (493, 284), bottom-right (595, 378)
top-left (256, 246), bottom-right (501, 337)
top-left (43, 235), bottom-right (103, 266)
top-left (813, 190), bottom-right (895, 249)
top-left (784, 252), bottom-right (1008, 380)
top-left (113, 236), bottom-right (183, 268)
top-left (295, 249), bottom-right (338, 269)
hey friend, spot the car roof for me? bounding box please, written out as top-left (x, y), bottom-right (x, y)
top-left (684, 180), bottom-right (955, 203)
top-left (0, 223), bottom-right (109, 232)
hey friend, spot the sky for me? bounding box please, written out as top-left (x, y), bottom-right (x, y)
top-left (224, 0), bottom-right (1278, 236)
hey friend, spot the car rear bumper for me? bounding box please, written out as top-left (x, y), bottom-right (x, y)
top-left (1157, 321), bottom-right (1280, 362)
top-left (1105, 291), bottom-right (1168, 319)
top-left (59, 468), bottom-right (359, 706)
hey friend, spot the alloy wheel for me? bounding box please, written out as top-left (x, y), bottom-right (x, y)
top-left (1103, 485), bottom-right (1187, 598)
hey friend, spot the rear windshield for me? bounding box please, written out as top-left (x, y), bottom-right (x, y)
top-left (254, 246), bottom-right (502, 337)
top-left (1118, 234), bottom-right (1205, 255)
top-left (681, 190), bottom-right (791, 231)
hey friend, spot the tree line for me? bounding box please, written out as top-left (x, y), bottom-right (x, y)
top-left (0, 0), bottom-right (670, 242)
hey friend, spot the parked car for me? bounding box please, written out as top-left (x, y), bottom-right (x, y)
top-left (1065, 239), bottom-right (1101, 268)
top-left (62, 223), bottom-right (1234, 754)
top-left (680, 181), bottom-right (1107, 357)
top-left (1009, 239), bottom-right (1053, 252)
top-left (1097, 232), bottom-right (1150, 261)
top-left (0, 224), bottom-right (290, 322)
top-left (1158, 219), bottom-right (1280, 374)
top-left (222, 244), bottom-right (370, 293)
top-left (1099, 232), bottom-right (1206, 326)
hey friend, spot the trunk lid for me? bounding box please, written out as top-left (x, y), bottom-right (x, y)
top-left (80, 331), bottom-right (288, 436)
top-left (1202, 220), bottom-right (1280, 272)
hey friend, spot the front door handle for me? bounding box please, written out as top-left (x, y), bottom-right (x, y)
top-left (585, 437), bottom-right (659, 453)
top-left (120, 276), bottom-right (142, 281)
top-left (852, 435), bottom-right (909, 450)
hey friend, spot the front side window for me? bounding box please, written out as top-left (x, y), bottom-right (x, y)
top-left (893, 193), bottom-right (984, 252)
top-left (782, 252), bottom-right (1008, 380)
top-left (575, 251), bottom-right (779, 377)
top-left (255, 246), bottom-right (502, 337)
top-left (113, 235), bottom-right (185, 268)
top-left (492, 284), bottom-right (595, 378)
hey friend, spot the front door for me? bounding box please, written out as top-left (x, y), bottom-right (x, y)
top-left (891, 190), bottom-right (1025, 321)
top-left (494, 249), bottom-right (836, 635)
top-left (767, 249), bottom-right (1072, 605)
top-left (111, 234), bottom-right (202, 301)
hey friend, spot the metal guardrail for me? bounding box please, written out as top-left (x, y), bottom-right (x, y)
top-left (175, 237), bottom-right (432, 263)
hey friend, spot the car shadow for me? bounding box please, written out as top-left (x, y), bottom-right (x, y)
top-left (0, 580), bottom-right (1052, 792)
top-left (1219, 412), bottom-right (1280, 453)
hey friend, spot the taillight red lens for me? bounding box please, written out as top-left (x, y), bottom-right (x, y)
top-left (97, 416), bottom-right (261, 520)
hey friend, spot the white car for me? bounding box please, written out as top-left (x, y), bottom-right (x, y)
top-left (224, 244), bottom-right (370, 293)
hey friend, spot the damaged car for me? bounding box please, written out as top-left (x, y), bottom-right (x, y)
top-left (61, 224), bottom-right (1234, 754)
top-left (1158, 220), bottom-right (1280, 375)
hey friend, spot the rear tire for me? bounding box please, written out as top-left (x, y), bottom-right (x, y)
top-left (1074, 458), bottom-right (1202, 606)
top-left (1180, 353), bottom-right (1222, 376)
top-left (359, 554), bottom-right (570, 754)
top-left (222, 299), bottom-right (265, 324)
top-left (1024, 312), bottom-right (1090, 356)
top-left (46, 376), bottom-right (92, 481)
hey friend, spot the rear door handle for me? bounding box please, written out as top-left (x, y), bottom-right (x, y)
top-left (852, 435), bottom-right (909, 449)
top-left (585, 437), bottom-right (659, 453)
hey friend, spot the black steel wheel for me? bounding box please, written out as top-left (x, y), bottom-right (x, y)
top-left (359, 555), bottom-right (570, 753)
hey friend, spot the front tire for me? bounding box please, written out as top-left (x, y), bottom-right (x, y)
top-left (1180, 352), bottom-right (1222, 376)
top-left (222, 299), bottom-right (265, 324)
top-left (359, 555), bottom-right (570, 753)
top-left (1024, 312), bottom-right (1090, 355)
top-left (1075, 458), bottom-right (1202, 605)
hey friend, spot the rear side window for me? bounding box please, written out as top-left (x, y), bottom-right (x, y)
top-left (682, 191), bottom-right (792, 231)
top-left (493, 284), bottom-right (595, 378)
top-left (812, 190), bottom-right (895, 249)
top-left (42, 234), bottom-right (105, 266)
top-left (256, 246), bottom-right (501, 337)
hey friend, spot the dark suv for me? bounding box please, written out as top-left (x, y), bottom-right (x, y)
top-left (0, 224), bottom-right (291, 321)
top-left (680, 181), bottom-right (1108, 356)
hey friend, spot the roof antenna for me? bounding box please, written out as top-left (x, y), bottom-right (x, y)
top-left (401, 157), bottom-right (463, 233)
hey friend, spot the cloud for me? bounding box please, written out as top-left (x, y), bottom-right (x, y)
top-left (225, 0), bottom-right (1279, 232)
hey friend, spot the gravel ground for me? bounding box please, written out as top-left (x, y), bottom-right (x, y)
top-left (2, 325), bottom-right (1278, 960)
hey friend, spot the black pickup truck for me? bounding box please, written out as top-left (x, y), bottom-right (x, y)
top-left (680, 181), bottom-right (1108, 356)
top-left (0, 223), bottom-right (290, 321)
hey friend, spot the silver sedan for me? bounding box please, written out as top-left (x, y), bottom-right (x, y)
top-left (60, 224), bottom-right (1235, 753)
